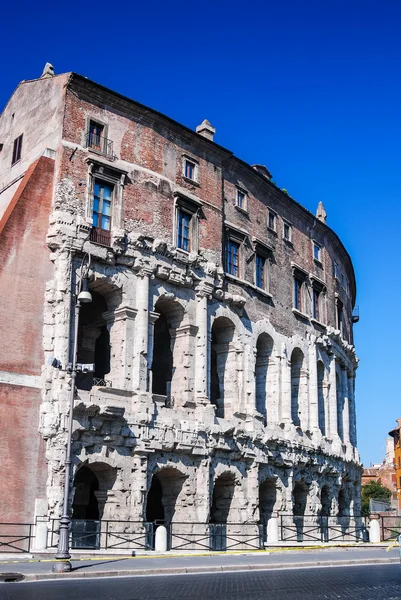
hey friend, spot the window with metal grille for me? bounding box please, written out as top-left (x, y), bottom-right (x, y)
top-left (255, 254), bottom-right (265, 288)
top-left (294, 277), bottom-right (303, 311)
top-left (227, 240), bottom-right (240, 277)
top-left (11, 134), bottom-right (23, 165)
top-left (177, 208), bottom-right (191, 251)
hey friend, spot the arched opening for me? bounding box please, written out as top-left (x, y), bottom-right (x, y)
top-left (259, 478), bottom-right (277, 541)
top-left (146, 474), bottom-right (165, 522)
top-left (291, 348), bottom-right (305, 427)
top-left (317, 361), bottom-right (326, 435)
top-left (76, 290), bottom-right (111, 390)
top-left (320, 485), bottom-right (332, 516)
top-left (255, 333), bottom-right (274, 424)
top-left (210, 472), bottom-right (235, 524)
top-left (152, 312), bottom-right (173, 396)
top-left (338, 487), bottom-right (349, 517)
top-left (293, 480), bottom-right (309, 517)
top-left (72, 466), bottom-right (99, 520)
top-left (293, 479), bottom-right (309, 542)
top-left (146, 467), bottom-right (186, 525)
top-left (336, 369), bottom-right (344, 441)
top-left (210, 317), bottom-right (236, 418)
top-left (151, 298), bottom-right (185, 398)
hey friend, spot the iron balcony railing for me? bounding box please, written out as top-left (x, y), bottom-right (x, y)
top-left (89, 227), bottom-right (111, 247)
top-left (86, 132), bottom-right (114, 158)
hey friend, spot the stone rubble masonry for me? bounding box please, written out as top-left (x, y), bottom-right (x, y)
top-left (0, 69), bottom-right (361, 531)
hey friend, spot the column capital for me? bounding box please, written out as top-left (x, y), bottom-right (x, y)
top-left (103, 305), bottom-right (137, 324)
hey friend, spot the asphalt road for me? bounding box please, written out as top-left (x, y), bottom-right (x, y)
top-left (1, 564), bottom-right (401, 600)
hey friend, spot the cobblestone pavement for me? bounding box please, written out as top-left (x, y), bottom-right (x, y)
top-left (1, 564), bottom-right (401, 600)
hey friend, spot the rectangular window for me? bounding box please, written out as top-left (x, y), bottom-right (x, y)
top-left (236, 189), bottom-right (246, 210)
top-left (313, 242), bottom-right (321, 262)
top-left (227, 240), bottom-right (240, 277)
top-left (312, 288), bottom-right (320, 320)
top-left (268, 210), bottom-right (276, 231)
top-left (184, 159), bottom-right (196, 181)
top-left (337, 300), bottom-right (344, 336)
top-left (283, 221), bottom-right (292, 242)
top-left (93, 181), bottom-right (112, 231)
top-left (11, 134), bottom-right (23, 165)
top-left (177, 209), bottom-right (191, 251)
top-left (334, 261), bottom-right (339, 279)
top-left (294, 277), bottom-right (303, 311)
top-left (88, 121), bottom-right (104, 150)
top-left (255, 254), bottom-right (265, 289)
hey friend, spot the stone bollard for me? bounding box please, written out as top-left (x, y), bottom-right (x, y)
top-left (267, 517), bottom-right (279, 544)
top-left (369, 518), bottom-right (380, 543)
top-left (155, 525), bottom-right (168, 552)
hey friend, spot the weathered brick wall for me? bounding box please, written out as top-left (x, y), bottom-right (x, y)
top-left (0, 155), bottom-right (54, 521)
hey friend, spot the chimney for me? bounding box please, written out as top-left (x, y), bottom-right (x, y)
top-left (196, 119), bottom-right (215, 141)
top-left (252, 164), bottom-right (272, 180)
top-left (41, 63), bottom-right (55, 78)
top-left (316, 201), bottom-right (327, 224)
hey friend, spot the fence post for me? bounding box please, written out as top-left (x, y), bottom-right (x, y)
top-left (369, 517), bottom-right (380, 543)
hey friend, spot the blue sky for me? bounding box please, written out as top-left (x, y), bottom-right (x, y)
top-left (2, 0), bottom-right (400, 466)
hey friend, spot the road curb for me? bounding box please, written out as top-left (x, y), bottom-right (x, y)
top-left (21, 557), bottom-right (399, 582)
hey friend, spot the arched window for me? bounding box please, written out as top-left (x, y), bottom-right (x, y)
top-left (76, 290), bottom-right (111, 390)
top-left (336, 368), bottom-right (344, 441)
top-left (291, 348), bottom-right (305, 427)
top-left (210, 472), bottom-right (236, 524)
top-left (317, 361), bottom-right (326, 435)
top-left (151, 298), bottom-right (184, 399)
top-left (255, 333), bottom-right (274, 424)
top-left (210, 317), bottom-right (236, 418)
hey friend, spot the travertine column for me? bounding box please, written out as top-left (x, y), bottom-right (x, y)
top-left (308, 344), bottom-right (319, 432)
top-left (103, 305), bottom-right (137, 390)
top-left (299, 367), bottom-right (310, 431)
top-left (194, 292), bottom-right (208, 402)
top-left (133, 271), bottom-right (151, 391)
top-left (348, 371), bottom-right (357, 447)
top-left (170, 324), bottom-right (197, 407)
top-left (342, 367), bottom-right (350, 445)
top-left (280, 350), bottom-right (292, 423)
top-left (328, 356), bottom-right (338, 439)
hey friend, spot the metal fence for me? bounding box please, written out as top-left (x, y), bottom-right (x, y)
top-left (380, 516), bottom-right (401, 541)
top-left (279, 515), bottom-right (368, 543)
top-left (0, 523), bottom-right (34, 553)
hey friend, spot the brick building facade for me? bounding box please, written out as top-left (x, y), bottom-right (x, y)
top-left (0, 65), bottom-right (361, 547)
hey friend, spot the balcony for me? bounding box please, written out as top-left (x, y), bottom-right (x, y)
top-left (86, 132), bottom-right (115, 159)
top-left (89, 227), bottom-right (111, 247)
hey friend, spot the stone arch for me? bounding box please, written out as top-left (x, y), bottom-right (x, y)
top-left (146, 466), bottom-right (187, 525)
top-left (72, 462), bottom-right (117, 520)
top-left (210, 471), bottom-right (236, 524)
top-left (255, 333), bottom-right (275, 424)
top-left (317, 360), bottom-right (326, 435)
top-left (210, 316), bottom-right (237, 418)
top-left (151, 296), bottom-right (185, 398)
top-left (290, 348), bottom-right (306, 428)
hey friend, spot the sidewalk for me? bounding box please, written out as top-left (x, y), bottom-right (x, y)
top-left (0, 545), bottom-right (399, 582)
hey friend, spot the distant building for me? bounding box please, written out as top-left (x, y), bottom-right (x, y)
top-left (389, 420), bottom-right (401, 509)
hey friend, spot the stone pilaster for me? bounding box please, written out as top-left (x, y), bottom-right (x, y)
top-left (170, 324), bottom-right (198, 407)
top-left (280, 351), bottom-right (292, 424)
top-left (194, 292), bottom-right (209, 403)
top-left (103, 305), bottom-right (137, 390)
top-left (348, 371), bottom-right (357, 447)
top-left (308, 343), bottom-right (319, 432)
top-left (132, 271), bottom-right (151, 391)
top-left (342, 367), bottom-right (350, 446)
